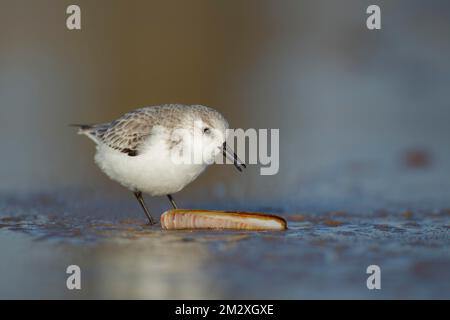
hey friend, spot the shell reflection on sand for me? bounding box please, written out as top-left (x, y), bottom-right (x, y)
top-left (0, 227), bottom-right (223, 299)
top-left (85, 235), bottom-right (220, 299)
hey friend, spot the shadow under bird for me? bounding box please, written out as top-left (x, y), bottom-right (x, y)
top-left (72, 104), bottom-right (245, 224)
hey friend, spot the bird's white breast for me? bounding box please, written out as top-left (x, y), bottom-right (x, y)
top-left (94, 136), bottom-right (207, 196)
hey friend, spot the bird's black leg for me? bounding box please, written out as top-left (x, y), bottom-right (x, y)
top-left (133, 191), bottom-right (155, 225)
top-left (167, 194), bottom-right (178, 209)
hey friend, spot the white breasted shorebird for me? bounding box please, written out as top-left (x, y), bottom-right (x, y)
top-left (72, 104), bottom-right (245, 225)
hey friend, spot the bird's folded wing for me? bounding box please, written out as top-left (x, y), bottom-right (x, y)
top-left (98, 115), bottom-right (153, 156)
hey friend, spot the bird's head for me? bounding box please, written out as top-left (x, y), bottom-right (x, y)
top-left (178, 105), bottom-right (245, 171)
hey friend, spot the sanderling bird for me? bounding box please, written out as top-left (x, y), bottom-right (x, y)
top-left (72, 104), bottom-right (245, 225)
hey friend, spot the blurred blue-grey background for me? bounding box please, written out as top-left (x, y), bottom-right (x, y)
top-left (1, 0), bottom-right (449, 205)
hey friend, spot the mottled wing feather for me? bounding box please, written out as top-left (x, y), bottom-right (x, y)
top-left (85, 104), bottom-right (203, 156)
top-left (97, 112), bottom-right (154, 156)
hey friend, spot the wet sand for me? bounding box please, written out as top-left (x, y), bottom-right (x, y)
top-left (0, 190), bottom-right (448, 299)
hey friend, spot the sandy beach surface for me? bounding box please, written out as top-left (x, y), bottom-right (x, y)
top-left (1, 176), bottom-right (448, 299)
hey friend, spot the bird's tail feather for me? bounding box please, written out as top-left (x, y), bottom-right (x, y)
top-left (69, 124), bottom-right (94, 135)
top-left (70, 123), bottom-right (103, 144)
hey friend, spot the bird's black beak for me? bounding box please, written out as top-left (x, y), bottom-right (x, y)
top-left (223, 142), bottom-right (246, 172)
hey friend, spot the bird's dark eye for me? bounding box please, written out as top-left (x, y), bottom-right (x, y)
top-left (203, 127), bottom-right (211, 134)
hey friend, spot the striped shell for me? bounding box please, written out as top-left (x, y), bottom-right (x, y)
top-left (160, 209), bottom-right (287, 231)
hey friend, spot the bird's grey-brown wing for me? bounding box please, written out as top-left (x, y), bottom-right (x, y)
top-left (95, 112), bottom-right (154, 156)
